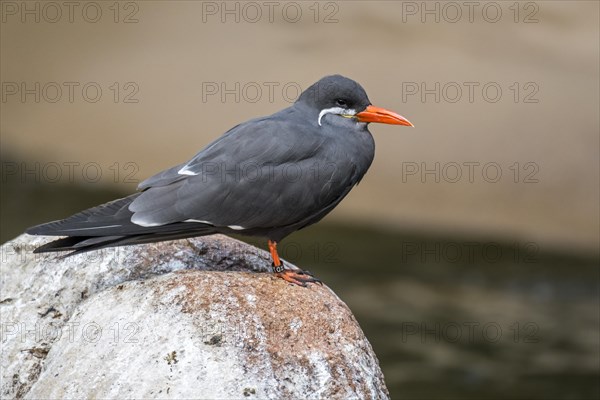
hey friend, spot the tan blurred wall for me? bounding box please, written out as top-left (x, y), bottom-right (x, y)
top-left (1, 1), bottom-right (598, 251)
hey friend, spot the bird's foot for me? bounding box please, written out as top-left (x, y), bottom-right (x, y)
top-left (272, 263), bottom-right (321, 287)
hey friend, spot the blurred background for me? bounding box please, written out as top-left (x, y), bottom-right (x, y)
top-left (1, 1), bottom-right (598, 398)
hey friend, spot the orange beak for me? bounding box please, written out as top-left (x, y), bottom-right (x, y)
top-left (356, 105), bottom-right (414, 126)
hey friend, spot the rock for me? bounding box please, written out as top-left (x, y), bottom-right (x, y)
top-left (1, 234), bottom-right (389, 399)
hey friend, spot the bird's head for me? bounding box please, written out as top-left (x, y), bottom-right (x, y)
top-left (297, 75), bottom-right (413, 128)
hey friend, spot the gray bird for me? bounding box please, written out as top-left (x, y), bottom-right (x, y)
top-left (26, 75), bottom-right (413, 286)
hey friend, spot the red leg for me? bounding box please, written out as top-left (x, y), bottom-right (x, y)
top-left (268, 240), bottom-right (321, 287)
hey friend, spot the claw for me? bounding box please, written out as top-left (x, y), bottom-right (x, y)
top-left (268, 240), bottom-right (321, 286)
top-left (275, 270), bottom-right (322, 287)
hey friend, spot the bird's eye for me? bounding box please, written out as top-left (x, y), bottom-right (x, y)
top-left (336, 99), bottom-right (347, 107)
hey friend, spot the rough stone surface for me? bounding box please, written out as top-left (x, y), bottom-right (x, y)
top-left (0, 234), bottom-right (389, 399)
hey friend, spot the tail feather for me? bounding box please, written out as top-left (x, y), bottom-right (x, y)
top-left (27, 193), bottom-right (218, 254)
top-left (32, 236), bottom-right (103, 253)
top-left (33, 227), bottom-right (217, 255)
top-left (26, 195), bottom-right (140, 236)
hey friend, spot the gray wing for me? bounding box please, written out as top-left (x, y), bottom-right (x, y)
top-left (129, 110), bottom-right (364, 230)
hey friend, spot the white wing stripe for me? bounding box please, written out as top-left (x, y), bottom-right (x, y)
top-left (178, 165), bottom-right (197, 176)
